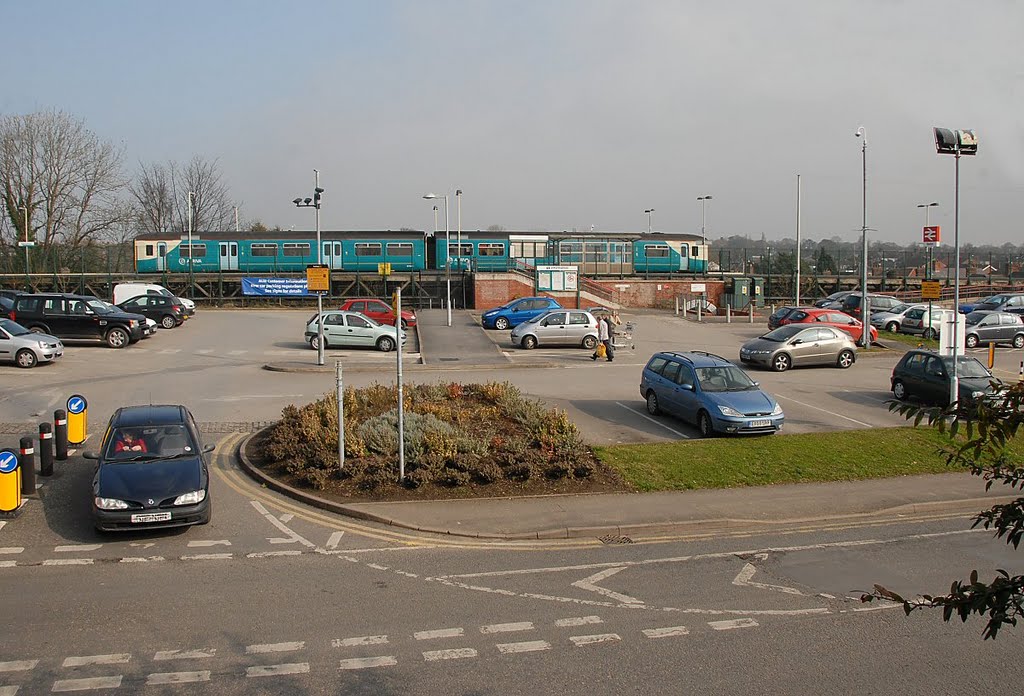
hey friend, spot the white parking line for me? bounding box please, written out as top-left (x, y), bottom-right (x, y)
top-left (54, 545), bottom-right (101, 553)
top-left (0, 660), bottom-right (37, 672)
top-left (338, 657), bottom-right (397, 670)
top-left (414, 628), bottom-right (464, 640)
top-left (773, 394), bottom-right (873, 427)
top-left (422, 648), bottom-right (477, 661)
top-left (181, 553), bottom-right (232, 561)
top-left (333, 636), bottom-right (389, 648)
top-left (153, 649), bottom-right (216, 661)
top-left (496, 640), bottom-right (551, 654)
top-left (0, 548), bottom-right (24, 554)
top-left (146, 671), bottom-right (210, 685)
top-left (62, 654), bottom-right (130, 667)
top-left (481, 622), bottom-right (534, 634)
top-left (0, 561), bottom-right (16, 568)
top-left (555, 616), bottom-right (603, 627)
top-left (43, 559), bottom-right (93, 566)
top-left (245, 663), bottom-right (309, 678)
top-left (247, 551), bottom-right (303, 558)
top-left (643, 626), bottom-right (690, 639)
top-left (52, 676), bottom-right (123, 691)
top-left (0, 685), bottom-right (19, 696)
top-left (616, 402), bottom-right (692, 438)
top-left (708, 618), bottom-right (759, 630)
top-left (187, 540), bottom-right (231, 547)
top-left (245, 642), bottom-right (304, 654)
top-left (569, 633), bottom-right (621, 646)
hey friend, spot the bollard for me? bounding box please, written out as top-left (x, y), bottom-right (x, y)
top-left (38, 423), bottom-right (54, 477)
top-left (19, 437), bottom-right (35, 496)
top-left (726, 304), bottom-right (732, 323)
top-left (54, 409), bottom-right (68, 461)
top-left (749, 303), bottom-right (754, 324)
top-left (697, 301), bottom-right (702, 322)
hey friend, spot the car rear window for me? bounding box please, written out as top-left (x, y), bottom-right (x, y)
top-left (789, 311), bottom-right (808, 321)
top-left (645, 357), bottom-right (669, 375)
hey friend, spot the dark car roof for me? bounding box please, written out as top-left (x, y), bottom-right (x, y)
top-left (112, 405), bottom-right (188, 427)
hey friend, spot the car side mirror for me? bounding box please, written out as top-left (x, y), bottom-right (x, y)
top-left (681, 383), bottom-right (694, 391)
top-left (203, 443), bottom-right (216, 453)
top-left (791, 339), bottom-right (803, 345)
top-left (83, 451), bottom-right (99, 460)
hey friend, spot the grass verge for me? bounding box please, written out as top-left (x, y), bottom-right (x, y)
top-left (877, 329), bottom-right (939, 349)
top-left (595, 426), bottom-right (1021, 491)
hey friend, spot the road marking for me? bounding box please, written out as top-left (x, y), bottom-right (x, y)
top-left (120, 556), bottom-right (165, 563)
top-left (187, 540), bottom-right (230, 547)
top-left (52, 676), bottom-right (123, 691)
top-left (43, 559), bottom-right (93, 566)
top-left (422, 648), bottom-right (477, 661)
top-left (245, 663), bottom-right (309, 677)
top-left (146, 671), bottom-right (209, 685)
top-left (414, 628), bottom-right (464, 640)
top-left (56, 545), bottom-right (101, 553)
top-left (0, 547), bottom-right (20, 555)
top-left (245, 641), bottom-right (304, 654)
top-left (481, 622), bottom-right (534, 634)
top-left (250, 500), bottom-right (317, 550)
top-left (616, 402), bottom-right (692, 438)
top-left (732, 556), bottom-right (805, 596)
top-left (227, 350), bottom-right (247, 356)
top-left (181, 553), bottom-right (232, 561)
top-left (570, 633), bottom-right (621, 646)
top-left (339, 656), bottom-right (397, 670)
top-left (572, 567), bottom-right (644, 605)
top-left (0, 686), bottom-right (18, 696)
top-left (333, 636), bottom-right (388, 648)
top-left (0, 561), bottom-right (17, 568)
top-left (153, 649), bottom-right (215, 661)
top-left (555, 616), bottom-right (603, 627)
top-left (279, 513), bottom-right (294, 523)
top-left (247, 550), bottom-right (303, 558)
top-left (709, 618), bottom-right (759, 630)
top-left (325, 531), bottom-right (345, 550)
top-left (496, 640), bottom-right (551, 654)
top-left (0, 660), bottom-right (37, 672)
top-left (62, 654), bottom-right (130, 667)
top-left (643, 626), bottom-right (690, 638)
top-left (773, 394), bottom-right (873, 427)
top-left (367, 563), bottom-right (390, 570)
top-left (196, 349), bottom-right (214, 354)
top-left (158, 349), bottom-right (182, 355)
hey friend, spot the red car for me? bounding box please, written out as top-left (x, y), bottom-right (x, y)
top-left (337, 297), bottom-right (416, 329)
top-left (782, 307), bottom-right (878, 344)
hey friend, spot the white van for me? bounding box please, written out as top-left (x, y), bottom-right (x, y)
top-left (114, 283), bottom-right (196, 314)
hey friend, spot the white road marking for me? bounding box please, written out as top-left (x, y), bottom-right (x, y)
top-left (709, 618), bottom-right (759, 630)
top-left (120, 556), bottom-right (165, 563)
top-left (250, 500), bottom-right (316, 550)
top-left (269, 537), bottom-right (297, 544)
top-left (43, 559), bottom-right (93, 566)
top-left (367, 563), bottom-right (390, 570)
top-left (0, 561), bottom-right (18, 568)
top-left (279, 513), bottom-right (293, 523)
top-left (481, 622), bottom-right (534, 634)
top-left (496, 640), bottom-right (551, 654)
top-left (616, 402), bottom-right (692, 438)
top-left (187, 540), bottom-right (230, 547)
top-left (422, 648), bottom-right (477, 661)
top-left (52, 676), bottom-right (123, 691)
top-left (0, 547), bottom-right (23, 554)
top-left (643, 626), bottom-right (690, 639)
top-left (339, 656), bottom-right (397, 670)
top-left (153, 649), bottom-right (216, 660)
top-left (227, 350), bottom-right (247, 356)
top-left (570, 633), bottom-right (621, 646)
top-left (851, 602), bottom-right (904, 613)
top-left (414, 628), bottom-right (464, 640)
top-left (325, 531), bottom-right (345, 550)
top-left (247, 550), bottom-right (303, 558)
top-left (128, 542), bottom-right (155, 549)
top-left (158, 349), bottom-right (182, 355)
top-left (181, 553), bottom-right (232, 561)
top-left (62, 654), bottom-right (130, 667)
top-left (245, 663), bottom-right (309, 677)
top-left (732, 556), bottom-right (805, 596)
top-left (0, 660), bottom-right (37, 672)
top-left (146, 671), bottom-right (209, 685)
top-left (245, 642), bottom-right (304, 654)
top-left (196, 349), bottom-right (214, 354)
top-left (555, 616), bottom-right (603, 627)
top-left (0, 686), bottom-right (18, 696)
top-left (333, 636), bottom-right (389, 648)
top-left (572, 567), bottom-right (644, 605)
top-left (773, 393), bottom-right (873, 427)
top-left (54, 545), bottom-right (101, 553)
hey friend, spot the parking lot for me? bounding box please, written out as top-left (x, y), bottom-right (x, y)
top-left (1, 308), bottom-right (1021, 446)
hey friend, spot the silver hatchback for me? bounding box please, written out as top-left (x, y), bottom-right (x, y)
top-left (740, 324), bottom-right (857, 372)
top-left (0, 318), bottom-right (64, 368)
top-left (510, 310), bottom-right (600, 349)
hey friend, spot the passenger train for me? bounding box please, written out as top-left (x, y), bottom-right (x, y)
top-left (134, 229), bottom-right (709, 276)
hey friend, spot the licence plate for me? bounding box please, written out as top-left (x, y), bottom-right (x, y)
top-left (748, 419), bottom-right (771, 428)
top-left (131, 512), bottom-right (171, 524)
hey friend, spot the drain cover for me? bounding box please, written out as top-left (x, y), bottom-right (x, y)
top-left (599, 535), bottom-right (634, 545)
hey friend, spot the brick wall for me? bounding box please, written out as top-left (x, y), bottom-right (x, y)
top-left (472, 274), bottom-right (724, 311)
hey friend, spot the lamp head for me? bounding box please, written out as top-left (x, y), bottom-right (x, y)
top-left (423, 193), bottom-right (439, 200)
top-left (304, 198), bottom-right (312, 205)
top-left (456, 189), bottom-right (462, 196)
top-left (292, 198), bottom-right (302, 205)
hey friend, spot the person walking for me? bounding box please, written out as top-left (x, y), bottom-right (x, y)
top-left (592, 315), bottom-right (610, 361)
top-left (603, 315), bottom-right (616, 362)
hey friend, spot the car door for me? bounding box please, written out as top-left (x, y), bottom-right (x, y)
top-left (508, 300), bottom-right (533, 326)
top-left (1000, 313), bottom-right (1021, 342)
top-left (899, 353), bottom-right (928, 395)
top-left (974, 314), bottom-right (1001, 344)
top-left (62, 297), bottom-right (96, 338)
top-left (567, 311), bottom-right (591, 346)
top-left (0, 324), bottom-right (12, 362)
top-left (672, 363), bottom-right (701, 424)
top-left (536, 311), bottom-right (568, 345)
top-left (827, 312), bottom-right (861, 342)
top-left (121, 296), bottom-right (148, 320)
top-left (321, 312), bottom-right (346, 345)
top-left (657, 360), bottom-right (684, 418)
top-left (922, 356), bottom-right (949, 403)
top-left (363, 299), bottom-right (394, 325)
top-left (344, 313), bottom-right (376, 347)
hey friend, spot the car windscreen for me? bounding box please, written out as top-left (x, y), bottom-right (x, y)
top-left (760, 326), bottom-right (802, 342)
top-left (964, 312), bottom-right (988, 325)
top-left (891, 304), bottom-right (912, 314)
top-left (945, 357), bottom-right (992, 380)
top-left (104, 424), bottom-right (195, 460)
top-left (0, 318), bottom-right (31, 336)
top-left (85, 299), bottom-right (114, 314)
top-left (696, 366), bottom-right (758, 392)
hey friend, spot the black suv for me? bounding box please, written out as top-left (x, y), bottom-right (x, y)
top-left (117, 294), bottom-right (186, 329)
top-left (9, 293), bottom-right (145, 348)
top-left (841, 293), bottom-right (903, 318)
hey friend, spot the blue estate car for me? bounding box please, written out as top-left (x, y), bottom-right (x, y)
top-left (481, 297), bottom-right (562, 330)
top-left (640, 351), bottom-right (784, 437)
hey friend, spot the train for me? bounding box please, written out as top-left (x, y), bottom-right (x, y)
top-left (134, 229), bottom-right (709, 276)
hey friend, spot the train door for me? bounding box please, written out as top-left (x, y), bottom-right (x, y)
top-left (157, 243), bottom-right (167, 271)
top-left (219, 242), bottom-right (239, 270)
top-left (323, 242), bottom-right (343, 269)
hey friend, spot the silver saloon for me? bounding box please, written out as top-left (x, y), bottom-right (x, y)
top-left (509, 310), bottom-right (600, 349)
top-left (304, 311), bottom-right (407, 352)
top-left (0, 318), bottom-right (64, 368)
top-left (739, 324), bottom-right (857, 372)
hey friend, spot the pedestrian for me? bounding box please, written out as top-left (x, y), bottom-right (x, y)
top-left (603, 315), bottom-right (616, 362)
top-left (592, 316), bottom-right (609, 361)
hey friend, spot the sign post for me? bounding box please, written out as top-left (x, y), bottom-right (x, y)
top-left (67, 394), bottom-right (88, 446)
top-left (306, 264), bottom-right (330, 366)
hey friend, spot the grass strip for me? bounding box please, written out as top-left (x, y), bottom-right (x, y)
top-left (877, 330), bottom-right (939, 349)
top-left (595, 426), bottom-right (1021, 491)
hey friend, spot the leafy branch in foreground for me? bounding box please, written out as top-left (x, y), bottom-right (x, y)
top-left (861, 379), bottom-right (1024, 638)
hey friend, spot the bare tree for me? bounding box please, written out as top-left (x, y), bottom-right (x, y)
top-left (129, 162), bottom-right (175, 235)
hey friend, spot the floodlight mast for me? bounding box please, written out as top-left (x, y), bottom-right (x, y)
top-left (294, 170), bottom-right (326, 366)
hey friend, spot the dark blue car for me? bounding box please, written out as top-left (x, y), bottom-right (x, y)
top-left (481, 296), bottom-right (562, 330)
top-left (640, 351), bottom-right (784, 437)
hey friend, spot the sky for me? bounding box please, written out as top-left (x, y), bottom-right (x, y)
top-left (4, 0), bottom-right (1023, 246)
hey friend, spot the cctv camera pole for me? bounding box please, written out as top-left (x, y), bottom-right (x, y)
top-left (314, 170), bottom-right (324, 366)
top-left (795, 175), bottom-right (801, 305)
top-left (856, 127), bottom-right (871, 348)
top-left (950, 148), bottom-right (962, 405)
top-left (396, 286), bottom-right (405, 482)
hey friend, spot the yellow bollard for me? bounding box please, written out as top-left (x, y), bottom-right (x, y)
top-left (67, 395), bottom-right (88, 446)
top-left (0, 449), bottom-right (22, 514)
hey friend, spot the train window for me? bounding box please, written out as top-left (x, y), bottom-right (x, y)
top-left (478, 243), bottom-right (505, 257)
top-left (251, 243), bottom-right (277, 257)
top-left (283, 243), bottom-right (310, 257)
top-left (145, 244), bottom-right (154, 256)
top-left (386, 243), bottom-right (413, 257)
top-left (355, 243), bottom-right (382, 257)
top-left (452, 243), bottom-right (473, 257)
top-left (644, 244), bottom-right (670, 258)
top-left (511, 242), bottom-right (543, 258)
top-left (180, 244), bottom-right (207, 258)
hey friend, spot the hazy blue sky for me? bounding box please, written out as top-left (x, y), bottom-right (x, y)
top-left (4, 1), bottom-right (1022, 245)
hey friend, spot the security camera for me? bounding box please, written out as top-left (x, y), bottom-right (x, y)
top-left (315, 187), bottom-right (324, 194)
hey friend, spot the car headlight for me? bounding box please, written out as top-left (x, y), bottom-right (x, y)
top-left (971, 390), bottom-right (985, 399)
top-left (37, 340), bottom-right (48, 349)
top-left (95, 497), bottom-right (128, 510)
top-left (173, 490), bottom-right (207, 506)
top-left (771, 403), bottom-right (784, 416)
top-left (718, 405), bottom-right (743, 417)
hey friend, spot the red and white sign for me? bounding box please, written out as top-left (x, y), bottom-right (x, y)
top-left (923, 226), bottom-right (941, 244)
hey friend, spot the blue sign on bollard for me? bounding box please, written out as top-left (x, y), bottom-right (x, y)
top-left (0, 450), bottom-right (18, 474)
top-left (68, 396), bottom-right (86, 415)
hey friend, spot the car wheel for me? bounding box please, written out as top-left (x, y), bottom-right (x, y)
top-left (1014, 334), bottom-right (1024, 350)
top-left (376, 336), bottom-right (395, 352)
top-left (646, 390), bottom-right (660, 415)
top-left (698, 410), bottom-right (715, 438)
top-left (893, 379), bottom-right (908, 400)
top-left (771, 353), bottom-right (791, 372)
top-left (161, 315), bottom-right (177, 329)
top-left (309, 335), bottom-right (328, 350)
top-left (521, 335), bottom-right (537, 350)
top-left (28, 325), bottom-right (46, 334)
top-left (15, 349), bottom-right (37, 368)
top-left (400, 318), bottom-right (409, 330)
top-left (494, 317), bottom-right (510, 330)
top-left (836, 349), bottom-right (855, 369)
top-left (965, 334), bottom-right (979, 349)
top-left (106, 327), bottom-right (129, 349)
top-left (885, 321), bottom-right (899, 333)
top-left (923, 328), bottom-right (937, 340)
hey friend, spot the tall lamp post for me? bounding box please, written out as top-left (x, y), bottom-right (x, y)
top-left (855, 127), bottom-right (871, 348)
top-left (456, 189), bottom-right (463, 270)
top-left (186, 191), bottom-right (195, 300)
top-left (697, 196), bottom-right (712, 247)
top-left (423, 193), bottom-right (451, 327)
top-left (934, 127), bottom-right (978, 406)
top-left (644, 208), bottom-right (655, 234)
top-left (294, 170), bottom-right (326, 366)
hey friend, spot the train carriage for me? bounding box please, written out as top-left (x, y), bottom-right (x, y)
top-left (426, 230), bottom-right (511, 271)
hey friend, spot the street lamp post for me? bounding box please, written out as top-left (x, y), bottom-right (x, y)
top-left (20, 205), bottom-right (30, 287)
top-left (855, 127), bottom-right (871, 348)
top-left (456, 189), bottom-right (463, 270)
top-left (697, 196), bottom-right (712, 248)
top-left (917, 201), bottom-right (939, 337)
top-left (293, 170), bottom-right (326, 366)
top-left (644, 208), bottom-right (655, 234)
top-left (423, 193), bottom-right (451, 327)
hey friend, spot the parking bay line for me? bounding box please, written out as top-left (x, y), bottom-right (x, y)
top-left (615, 402), bottom-right (692, 439)
top-left (772, 394), bottom-right (873, 428)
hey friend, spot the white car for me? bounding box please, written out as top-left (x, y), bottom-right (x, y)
top-left (304, 311), bottom-right (407, 352)
top-left (0, 318), bottom-right (63, 368)
top-left (869, 303), bottom-right (927, 333)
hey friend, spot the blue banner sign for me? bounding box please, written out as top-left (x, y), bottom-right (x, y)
top-left (242, 278), bottom-right (310, 296)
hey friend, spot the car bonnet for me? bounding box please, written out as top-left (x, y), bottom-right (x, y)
top-left (706, 388), bottom-right (777, 415)
top-left (98, 457), bottom-right (204, 501)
